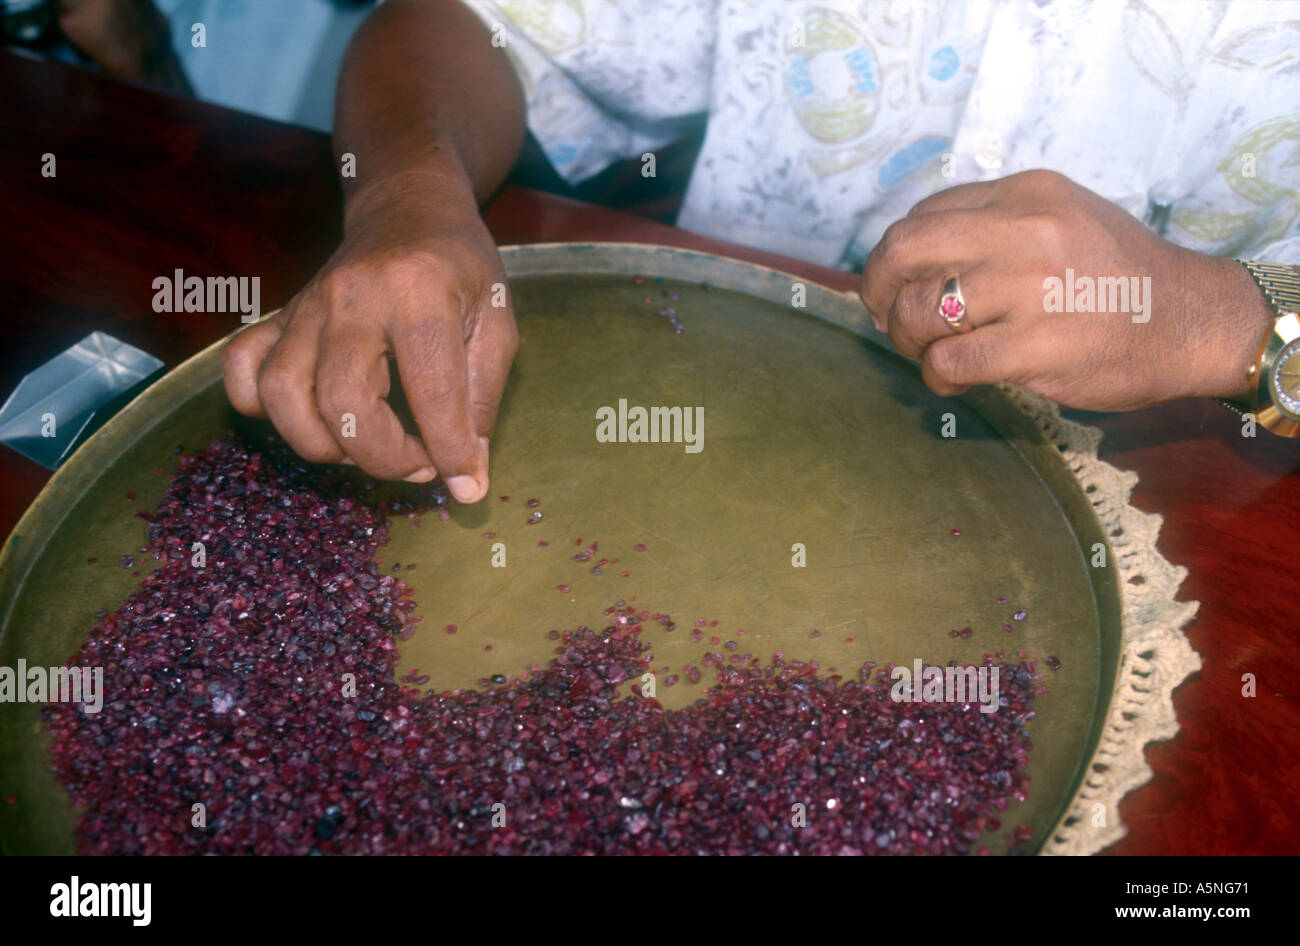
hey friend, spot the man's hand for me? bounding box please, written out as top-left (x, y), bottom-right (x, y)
top-left (57, 0), bottom-right (190, 92)
top-left (221, 169), bottom-right (517, 502)
top-left (861, 169), bottom-right (1274, 411)
top-left (222, 0), bottom-right (524, 503)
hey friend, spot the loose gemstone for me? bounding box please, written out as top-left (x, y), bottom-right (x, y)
top-left (44, 436), bottom-right (1037, 857)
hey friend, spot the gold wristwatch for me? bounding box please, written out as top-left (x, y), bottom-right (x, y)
top-left (1217, 259), bottom-right (1300, 437)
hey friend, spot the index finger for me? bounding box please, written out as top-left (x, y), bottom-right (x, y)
top-left (314, 325), bottom-right (438, 481)
top-left (392, 315), bottom-right (487, 503)
top-left (465, 304), bottom-right (519, 442)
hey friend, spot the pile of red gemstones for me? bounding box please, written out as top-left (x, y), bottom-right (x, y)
top-left (45, 439), bottom-right (1036, 855)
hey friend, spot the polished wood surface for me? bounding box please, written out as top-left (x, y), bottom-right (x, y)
top-left (2, 48), bottom-right (1297, 854)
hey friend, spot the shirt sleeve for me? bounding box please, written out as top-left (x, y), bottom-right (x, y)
top-left (458, 0), bottom-right (719, 183)
top-left (157, 0), bottom-right (351, 130)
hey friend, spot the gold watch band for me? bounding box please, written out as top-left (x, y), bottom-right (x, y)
top-left (1240, 260), bottom-right (1300, 318)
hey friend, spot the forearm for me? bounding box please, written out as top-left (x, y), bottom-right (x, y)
top-left (333, 0), bottom-right (526, 219)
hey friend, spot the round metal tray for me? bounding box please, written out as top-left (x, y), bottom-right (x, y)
top-left (0, 243), bottom-right (1120, 855)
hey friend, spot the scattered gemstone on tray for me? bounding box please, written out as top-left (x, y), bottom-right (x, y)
top-left (44, 438), bottom-right (1039, 855)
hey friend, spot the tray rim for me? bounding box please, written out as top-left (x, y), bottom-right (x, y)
top-left (0, 241), bottom-right (1122, 855)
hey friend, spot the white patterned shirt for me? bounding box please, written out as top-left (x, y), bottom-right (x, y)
top-left (462, 0), bottom-right (1300, 269)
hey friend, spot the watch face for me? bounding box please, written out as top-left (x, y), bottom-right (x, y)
top-left (1272, 340), bottom-right (1300, 419)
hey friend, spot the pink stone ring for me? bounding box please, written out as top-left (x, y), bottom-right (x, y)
top-left (939, 275), bottom-right (971, 334)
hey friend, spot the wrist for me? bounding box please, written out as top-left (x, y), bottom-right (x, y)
top-left (1192, 254), bottom-right (1276, 401)
top-left (342, 155), bottom-right (480, 233)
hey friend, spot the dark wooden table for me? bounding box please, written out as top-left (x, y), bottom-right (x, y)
top-left (3, 47), bottom-right (1297, 855)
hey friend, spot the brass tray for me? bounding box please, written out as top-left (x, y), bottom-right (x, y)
top-left (0, 243), bottom-right (1120, 855)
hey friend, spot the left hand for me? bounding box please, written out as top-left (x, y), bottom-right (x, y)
top-left (860, 169), bottom-right (1273, 411)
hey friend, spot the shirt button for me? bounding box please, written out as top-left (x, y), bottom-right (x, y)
top-left (1145, 182), bottom-right (1176, 236)
top-left (975, 137), bottom-right (1005, 171)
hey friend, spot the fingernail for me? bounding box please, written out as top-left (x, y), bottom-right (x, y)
top-left (403, 467), bottom-right (436, 483)
top-left (446, 474), bottom-right (483, 503)
top-left (339, 457), bottom-right (357, 466)
top-left (870, 311), bottom-right (885, 332)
